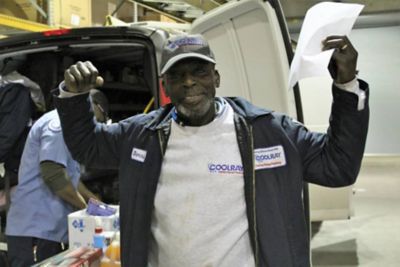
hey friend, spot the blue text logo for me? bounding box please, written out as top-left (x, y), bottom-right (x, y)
top-left (72, 219), bottom-right (85, 232)
top-left (255, 152), bottom-right (281, 162)
top-left (208, 163), bottom-right (243, 174)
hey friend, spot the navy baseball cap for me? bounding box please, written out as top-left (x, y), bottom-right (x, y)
top-left (160, 34), bottom-right (216, 75)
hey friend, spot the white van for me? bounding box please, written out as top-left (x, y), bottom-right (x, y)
top-left (0, 0), bottom-right (353, 237)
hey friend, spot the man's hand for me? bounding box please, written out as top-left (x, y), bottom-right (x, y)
top-left (64, 61), bottom-right (104, 93)
top-left (322, 35), bottom-right (358, 84)
top-left (78, 181), bottom-right (101, 202)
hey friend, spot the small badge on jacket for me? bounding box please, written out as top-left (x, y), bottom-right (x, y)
top-left (254, 145), bottom-right (286, 170)
top-left (131, 147), bottom-right (147, 162)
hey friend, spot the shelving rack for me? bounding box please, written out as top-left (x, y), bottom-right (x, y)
top-left (0, 13), bottom-right (54, 36)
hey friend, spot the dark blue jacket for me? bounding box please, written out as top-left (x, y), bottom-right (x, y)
top-left (0, 83), bottom-right (33, 188)
top-left (55, 81), bottom-right (369, 267)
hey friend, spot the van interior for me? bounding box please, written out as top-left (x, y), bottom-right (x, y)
top-left (5, 43), bottom-right (156, 121)
top-left (0, 42), bottom-right (159, 205)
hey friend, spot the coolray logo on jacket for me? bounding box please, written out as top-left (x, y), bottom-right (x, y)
top-left (208, 163), bottom-right (243, 174)
top-left (254, 145), bottom-right (286, 170)
top-left (131, 148), bottom-right (147, 162)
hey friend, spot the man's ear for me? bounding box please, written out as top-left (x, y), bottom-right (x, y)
top-left (214, 70), bottom-right (220, 88)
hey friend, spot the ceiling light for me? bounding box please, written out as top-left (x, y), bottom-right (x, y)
top-left (183, 10), bottom-right (204, 18)
top-left (163, 3), bottom-right (191, 12)
top-left (142, 0), bottom-right (184, 3)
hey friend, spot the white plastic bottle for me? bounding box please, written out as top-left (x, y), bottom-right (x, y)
top-left (93, 226), bottom-right (106, 250)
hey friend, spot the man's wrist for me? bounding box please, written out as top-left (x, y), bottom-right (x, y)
top-left (58, 81), bottom-right (88, 98)
top-left (334, 77), bottom-right (359, 93)
top-left (334, 77), bottom-right (366, 111)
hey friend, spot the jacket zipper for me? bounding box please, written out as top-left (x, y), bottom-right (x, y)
top-left (249, 125), bottom-right (259, 267)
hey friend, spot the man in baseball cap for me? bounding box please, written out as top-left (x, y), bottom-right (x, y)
top-left (160, 33), bottom-right (220, 126)
top-left (56, 32), bottom-right (368, 267)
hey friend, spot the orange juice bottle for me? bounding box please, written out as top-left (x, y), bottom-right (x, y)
top-left (100, 257), bottom-right (121, 267)
top-left (101, 232), bottom-right (121, 267)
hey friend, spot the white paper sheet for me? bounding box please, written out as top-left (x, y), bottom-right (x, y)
top-left (288, 2), bottom-right (364, 89)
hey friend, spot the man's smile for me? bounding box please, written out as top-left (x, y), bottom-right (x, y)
top-left (181, 94), bottom-right (206, 105)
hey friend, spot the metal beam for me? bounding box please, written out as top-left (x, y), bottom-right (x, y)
top-left (0, 14), bottom-right (54, 32)
top-left (183, 0), bottom-right (221, 12)
top-left (27, 0), bottom-right (48, 18)
top-left (129, 0), bottom-right (190, 23)
top-left (111, 0), bottom-right (128, 16)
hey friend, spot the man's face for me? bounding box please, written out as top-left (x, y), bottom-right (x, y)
top-left (163, 58), bottom-right (220, 126)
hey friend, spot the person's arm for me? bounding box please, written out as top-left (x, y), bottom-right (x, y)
top-left (78, 180), bottom-right (100, 202)
top-left (0, 84), bottom-right (32, 162)
top-left (40, 160), bottom-right (87, 209)
top-left (282, 82), bottom-right (369, 187)
top-left (54, 61), bottom-right (123, 170)
top-left (284, 35), bottom-right (369, 187)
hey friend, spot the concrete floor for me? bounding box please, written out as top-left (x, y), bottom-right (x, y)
top-left (311, 156), bottom-right (400, 267)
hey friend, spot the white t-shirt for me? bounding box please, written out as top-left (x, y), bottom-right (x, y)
top-left (149, 100), bottom-right (255, 267)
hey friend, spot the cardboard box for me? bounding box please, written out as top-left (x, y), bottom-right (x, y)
top-left (52, 0), bottom-right (92, 27)
top-left (1, 0), bottom-right (91, 27)
top-left (91, 0), bottom-right (114, 26)
top-left (139, 10), bottom-right (178, 23)
top-left (91, 0), bottom-right (154, 26)
top-left (32, 247), bottom-right (103, 267)
top-left (68, 206), bottom-right (119, 248)
top-left (0, 0), bottom-right (44, 22)
top-left (90, 1), bottom-right (179, 26)
top-left (91, 0), bottom-right (134, 26)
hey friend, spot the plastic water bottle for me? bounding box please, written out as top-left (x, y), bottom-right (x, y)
top-left (93, 226), bottom-right (106, 250)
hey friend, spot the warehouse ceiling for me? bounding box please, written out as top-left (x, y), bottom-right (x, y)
top-left (0, 0), bottom-right (399, 37)
top-left (130, 0), bottom-right (400, 23)
top-left (129, 0), bottom-right (229, 23)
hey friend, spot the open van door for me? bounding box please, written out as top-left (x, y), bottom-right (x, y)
top-left (187, 0), bottom-right (311, 231)
top-left (190, 0), bottom-right (298, 118)
top-left (189, 0), bottom-right (354, 224)
top-left (0, 26), bottom-right (166, 223)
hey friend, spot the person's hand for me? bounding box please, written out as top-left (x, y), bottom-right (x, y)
top-left (64, 61), bottom-right (104, 93)
top-left (77, 192), bottom-right (88, 209)
top-left (322, 35), bottom-right (358, 84)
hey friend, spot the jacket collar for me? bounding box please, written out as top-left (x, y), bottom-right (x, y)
top-left (224, 97), bottom-right (272, 120)
top-left (144, 97), bottom-right (273, 131)
top-left (144, 104), bottom-right (174, 131)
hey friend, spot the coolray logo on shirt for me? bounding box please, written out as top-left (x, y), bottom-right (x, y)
top-left (254, 145), bottom-right (286, 170)
top-left (131, 148), bottom-right (147, 162)
top-left (208, 163), bottom-right (243, 175)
